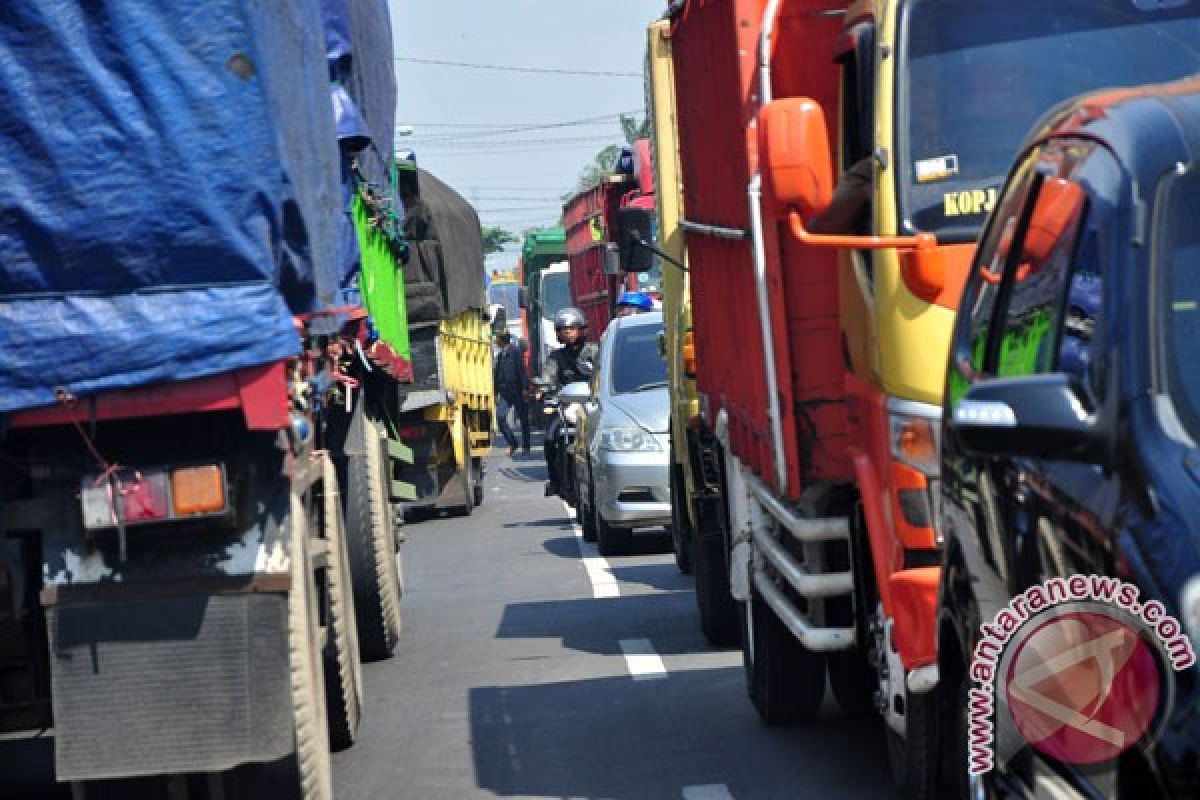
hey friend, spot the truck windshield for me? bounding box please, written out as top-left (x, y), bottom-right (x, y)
top-left (898, 0), bottom-right (1200, 240)
top-left (541, 272), bottom-right (571, 320)
top-left (1160, 168), bottom-right (1200, 441)
top-left (611, 321), bottom-right (668, 395)
top-left (488, 283), bottom-right (520, 320)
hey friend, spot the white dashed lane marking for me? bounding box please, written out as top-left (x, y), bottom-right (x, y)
top-left (565, 502), bottom-right (619, 598)
top-left (682, 784), bottom-right (735, 800)
top-left (619, 638), bottom-right (668, 681)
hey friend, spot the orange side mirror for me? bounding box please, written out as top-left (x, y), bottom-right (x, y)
top-left (758, 97), bottom-right (833, 217)
top-left (978, 178), bottom-right (1083, 285)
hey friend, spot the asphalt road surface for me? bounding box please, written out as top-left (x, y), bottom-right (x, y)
top-left (5, 448), bottom-right (897, 799)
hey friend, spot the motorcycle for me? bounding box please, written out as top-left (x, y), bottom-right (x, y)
top-left (535, 376), bottom-right (592, 509)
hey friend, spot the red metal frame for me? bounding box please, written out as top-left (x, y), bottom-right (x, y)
top-left (563, 177), bottom-right (631, 339)
top-left (672, 0), bottom-right (847, 499)
top-left (9, 362), bottom-right (290, 432)
top-left (673, 0), bottom-right (942, 669)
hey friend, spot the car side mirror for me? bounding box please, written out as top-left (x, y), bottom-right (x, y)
top-left (757, 97), bottom-right (833, 217)
top-left (950, 373), bottom-right (1109, 463)
top-left (560, 381), bottom-right (591, 405)
top-left (518, 287), bottom-right (529, 309)
top-left (617, 207), bottom-right (656, 274)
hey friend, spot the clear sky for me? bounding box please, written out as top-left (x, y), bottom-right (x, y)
top-left (387, 0), bottom-right (665, 268)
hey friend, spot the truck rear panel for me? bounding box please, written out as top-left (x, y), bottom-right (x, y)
top-left (563, 177), bottom-right (633, 339)
top-left (671, 0), bottom-right (849, 499)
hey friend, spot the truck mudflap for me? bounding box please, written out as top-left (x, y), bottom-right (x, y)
top-left (47, 592), bottom-right (293, 781)
top-left (19, 442), bottom-right (318, 780)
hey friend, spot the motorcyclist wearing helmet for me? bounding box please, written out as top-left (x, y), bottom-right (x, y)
top-left (540, 306), bottom-right (599, 495)
top-left (614, 290), bottom-right (655, 318)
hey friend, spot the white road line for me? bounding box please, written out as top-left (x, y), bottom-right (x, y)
top-left (619, 638), bottom-right (668, 681)
top-left (565, 501), bottom-right (619, 598)
top-left (682, 785), bottom-right (735, 800)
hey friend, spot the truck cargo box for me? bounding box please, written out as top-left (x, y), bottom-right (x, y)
top-left (0, 0), bottom-right (342, 414)
top-left (563, 176), bottom-right (634, 338)
top-left (671, 0), bottom-right (848, 499)
top-left (399, 166), bottom-right (487, 405)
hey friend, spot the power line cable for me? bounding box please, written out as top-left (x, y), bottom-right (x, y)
top-left (412, 134), bottom-right (620, 150)
top-left (398, 110), bottom-right (638, 136)
top-left (395, 56), bottom-right (641, 78)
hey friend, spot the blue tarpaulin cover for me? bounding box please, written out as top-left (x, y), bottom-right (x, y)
top-left (0, 1), bottom-right (342, 414)
top-left (321, 0), bottom-right (399, 292)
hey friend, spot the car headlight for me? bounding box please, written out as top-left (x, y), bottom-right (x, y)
top-left (598, 427), bottom-right (661, 452)
top-left (563, 403), bottom-right (582, 424)
top-left (887, 399), bottom-right (941, 477)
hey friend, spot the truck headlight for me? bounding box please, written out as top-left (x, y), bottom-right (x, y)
top-left (887, 399), bottom-right (942, 477)
top-left (598, 427), bottom-right (661, 452)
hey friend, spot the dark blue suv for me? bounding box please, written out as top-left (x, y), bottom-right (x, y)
top-left (937, 80), bottom-right (1200, 797)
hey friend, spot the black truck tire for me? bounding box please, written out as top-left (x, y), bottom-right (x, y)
top-left (669, 459), bottom-right (694, 575)
top-left (742, 587), bottom-right (825, 725)
top-left (888, 687), bottom-right (942, 800)
top-left (692, 495), bottom-right (739, 647)
top-left (344, 413), bottom-right (402, 661)
top-left (450, 417), bottom-right (476, 517)
top-left (321, 459), bottom-right (363, 751)
top-left (828, 650), bottom-right (876, 718)
top-left (287, 495), bottom-right (333, 800)
top-left (472, 458), bottom-right (485, 508)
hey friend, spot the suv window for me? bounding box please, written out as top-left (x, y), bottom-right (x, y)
top-left (991, 140), bottom-right (1116, 383)
top-left (1159, 166), bottom-right (1200, 439)
top-left (947, 140), bottom-right (1118, 410)
top-left (994, 179), bottom-right (1088, 378)
top-left (946, 150), bottom-right (1040, 407)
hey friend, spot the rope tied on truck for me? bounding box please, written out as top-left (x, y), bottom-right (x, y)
top-left (54, 388), bottom-right (132, 561)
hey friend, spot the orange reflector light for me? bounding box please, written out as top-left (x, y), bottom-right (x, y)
top-left (171, 465), bottom-right (226, 516)
top-left (682, 330), bottom-right (697, 379)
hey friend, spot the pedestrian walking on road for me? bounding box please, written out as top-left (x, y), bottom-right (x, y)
top-left (493, 331), bottom-right (530, 456)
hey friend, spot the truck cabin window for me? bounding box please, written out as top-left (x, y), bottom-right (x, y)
top-left (1160, 168), bottom-right (1200, 441)
top-left (541, 272), bottom-right (572, 321)
top-left (611, 323), bottom-right (668, 395)
top-left (488, 283), bottom-right (520, 322)
top-left (898, 0), bottom-right (1200, 241)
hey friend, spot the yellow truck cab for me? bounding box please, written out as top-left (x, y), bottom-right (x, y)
top-left (645, 18), bottom-right (738, 643)
top-left (666, 1), bottom-right (1200, 797)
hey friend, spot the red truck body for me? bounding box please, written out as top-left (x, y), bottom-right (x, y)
top-left (670, 0), bottom-right (847, 500)
top-left (562, 139), bottom-right (657, 340)
top-left (563, 176), bottom-right (632, 339)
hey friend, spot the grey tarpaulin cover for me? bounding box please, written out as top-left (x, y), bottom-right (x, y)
top-left (403, 169), bottom-right (485, 322)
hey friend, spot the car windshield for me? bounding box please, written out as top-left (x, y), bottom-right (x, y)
top-left (487, 283), bottom-right (520, 320)
top-left (899, 0), bottom-right (1200, 241)
top-left (610, 321), bottom-right (667, 395)
top-left (541, 272), bottom-right (571, 321)
top-left (1160, 168), bottom-right (1200, 440)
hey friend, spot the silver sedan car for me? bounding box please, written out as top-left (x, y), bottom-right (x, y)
top-left (573, 312), bottom-right (670, 555)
